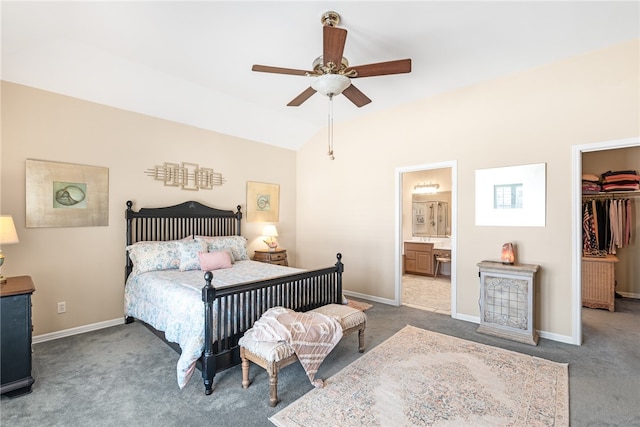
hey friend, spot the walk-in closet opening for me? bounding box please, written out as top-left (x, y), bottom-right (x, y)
top-left (574, 138), bottom-right (639, 344)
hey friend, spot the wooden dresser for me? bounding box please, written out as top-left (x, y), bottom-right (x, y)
top-left (582, 255), bottom-right (618, 312)
top-left (253, 249), bottom-right (288, 266)
top-left (1, 275), bottom-right (36, 397)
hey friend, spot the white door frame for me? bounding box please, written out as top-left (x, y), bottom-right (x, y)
top-left (395, 160), bottom-right (458, 315)
top-left (571, 136), bottom-right (639, 345)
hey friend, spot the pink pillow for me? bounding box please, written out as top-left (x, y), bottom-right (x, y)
top-left (198, 251), bottom-right (232, 271)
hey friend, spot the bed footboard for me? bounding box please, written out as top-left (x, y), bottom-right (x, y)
top-left (200, 253), bottom-right (344, 395)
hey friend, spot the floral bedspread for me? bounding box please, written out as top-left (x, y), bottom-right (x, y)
top-left (124, 260), bottom-right (303, 389)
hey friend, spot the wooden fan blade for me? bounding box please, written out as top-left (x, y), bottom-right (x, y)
top-left (349, 59), bottom-right (412, 78)
top-left (323, 26), bottom-right (347, 68)
top-left (287, 87), bottom-right (317, 106)
top-left (342, 84), bottom-right (371, 108)
top-left (252, 64), bottom-right (312, 76)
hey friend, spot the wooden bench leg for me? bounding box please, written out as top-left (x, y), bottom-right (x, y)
top-left (358, 327), bottom-right (366, 353)
top-left (267, 364), bottom-right (279, 407)
top-left (240, 348), bottom-right (251, 389)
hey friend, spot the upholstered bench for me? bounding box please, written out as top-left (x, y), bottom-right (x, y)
top-left (239, 303), bottom-right (367, 406)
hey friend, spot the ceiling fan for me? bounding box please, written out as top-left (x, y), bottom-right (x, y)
top-left (251, 11), bottom-right (412, 108)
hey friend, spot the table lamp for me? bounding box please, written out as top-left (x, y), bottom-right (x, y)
top-left (0, 215), bottom-right (20, 284)
top-left (262, 225), bottom-right (278, 251)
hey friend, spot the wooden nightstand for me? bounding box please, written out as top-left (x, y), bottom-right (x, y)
top-left (253, 249), bottom-right (288, 266)
top-left (1, 275), bottom-right (36, 397)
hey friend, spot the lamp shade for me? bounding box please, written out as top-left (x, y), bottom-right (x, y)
top-left (0, 216), bottom-right (19, 245)
top-left (311, 74), bottom-right (351, 96)
top-left (262, 225), bottom-right (278, 237)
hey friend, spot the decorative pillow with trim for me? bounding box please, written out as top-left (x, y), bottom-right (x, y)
top-left (198, 250), bottom-right (233, 271)
top-left (126, 241), bottom-right (181, 276)
top-left (194, 236), bottom-right (249, 261)
top-left (178, 240), bottom-right (208, 271)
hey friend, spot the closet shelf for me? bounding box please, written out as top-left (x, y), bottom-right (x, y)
top-left (582, 191), bottom-right (640, 199)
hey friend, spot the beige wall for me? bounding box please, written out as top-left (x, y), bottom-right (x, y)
top-left (0, 82), bottom-right (298, 336)
top-left (296, 39), bottom-right (639, 340)
top-left (1, 39), bottom-right (638, 342)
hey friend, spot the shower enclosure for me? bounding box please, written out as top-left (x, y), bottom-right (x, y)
top-left (412, 195), bottom-right (449, 237)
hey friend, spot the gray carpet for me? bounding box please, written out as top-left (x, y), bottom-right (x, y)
top-left (1, 298), bottom-right (639, 427)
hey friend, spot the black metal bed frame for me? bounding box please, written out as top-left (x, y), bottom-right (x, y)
top-left (125, 200), bottom-right (344, 394)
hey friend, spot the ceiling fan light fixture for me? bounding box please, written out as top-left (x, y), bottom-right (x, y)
top-left (311, 74), bottom-right (351, 96)
top-left (312, 55), bottom-right (350, 74)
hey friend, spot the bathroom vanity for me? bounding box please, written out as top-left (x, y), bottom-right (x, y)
top-left (404, 242), bottom-right (434, 275)
top-left (404, 238), bottom-right (451, 276)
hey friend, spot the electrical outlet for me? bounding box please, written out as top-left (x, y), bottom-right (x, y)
top-left (57, 301), bottom-right (66, 314)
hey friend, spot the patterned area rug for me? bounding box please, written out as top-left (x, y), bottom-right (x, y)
top-left (270, 325), bottom-right (569, 427)
top-left (346, 299), bottom-right (373, 311)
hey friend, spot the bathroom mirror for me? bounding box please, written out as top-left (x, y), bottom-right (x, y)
top-left (412, 192), bottom-right (451, 237)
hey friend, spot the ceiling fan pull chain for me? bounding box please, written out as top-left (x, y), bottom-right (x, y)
top-left (328, 94), bottom-right (335, 160)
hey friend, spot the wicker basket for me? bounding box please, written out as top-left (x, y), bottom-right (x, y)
top-left (582, 255), bottom-right (618, 312)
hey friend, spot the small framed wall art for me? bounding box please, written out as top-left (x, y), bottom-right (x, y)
top-left (26, 159), bottom-right (109, 227)
top-left (246, 181), bottom-right (279, 222)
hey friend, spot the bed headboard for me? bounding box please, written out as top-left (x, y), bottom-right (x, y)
top-left (125, 200), bottom-right (242, 279)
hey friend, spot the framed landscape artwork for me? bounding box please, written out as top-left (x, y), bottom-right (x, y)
top-left (26, 159), bottom-right (109, 227)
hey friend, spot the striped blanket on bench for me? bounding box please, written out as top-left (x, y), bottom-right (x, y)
top-left (250, 306), bottom-right (343, 387)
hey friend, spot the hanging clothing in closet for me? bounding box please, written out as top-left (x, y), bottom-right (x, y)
top-left (583, 197), bottom-right (634, 256)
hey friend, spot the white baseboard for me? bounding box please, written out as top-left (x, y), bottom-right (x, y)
top-left (34, 290), bottom-right (608, 346)
top-left (452, 312), bottom-right (479, 324)
top-left (33, 318), bottom-right (124, 344)
top-left (450, 313), bottom-right (575, 344)
top-left (537, 329), bottom-right (575, 345)
top-left (343, 290), bottom-right (396, 306)
top-left (616, 291), bottom-right (640, 299)
top-left (345, 291), bottom-right (577, 345)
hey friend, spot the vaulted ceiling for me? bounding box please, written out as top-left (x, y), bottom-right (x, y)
top-left (2, 1), bottom-right (638, 150)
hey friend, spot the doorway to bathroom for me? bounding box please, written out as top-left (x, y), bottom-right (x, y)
top-left (396, 161), bottom-right (457, 315)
